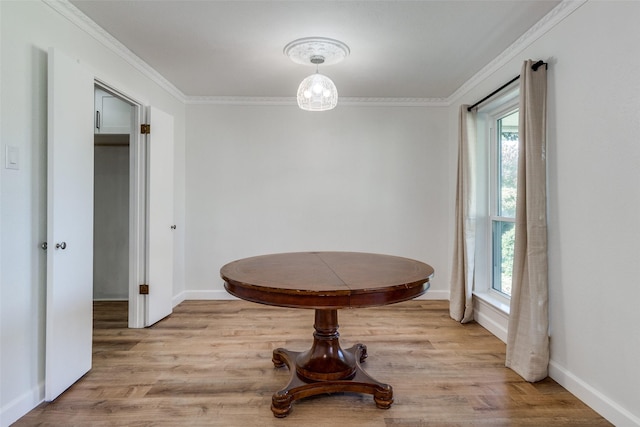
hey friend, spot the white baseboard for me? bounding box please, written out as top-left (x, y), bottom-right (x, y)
top-left (549, 361), bottom-right (640, 427)
top-left (417, 289), bottom-right (449, 300)
top-left (173, 289), bottom-right (238, 305)
top-left (174, 289), bottom-right (449, 304)
top-left (0, 383), bottom-right (43, 427)
top-left (472, 296), bottom-right (638, 426)
top-left (8, 291), bottom-right (635, 427)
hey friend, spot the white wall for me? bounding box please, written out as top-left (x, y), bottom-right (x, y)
top-left (184, 104), bottom-right (451, 299)
top-left (0, 2), bottom-right (186, 425)
top-left (93, 143), bottom-right (129, 300)
top-left (451, 2), bottom-right (640, 425)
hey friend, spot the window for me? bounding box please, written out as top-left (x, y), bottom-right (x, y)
top-left (474, 86), bottom-right (519, 309)
top-left (491, 110), bottom-right (518, 297)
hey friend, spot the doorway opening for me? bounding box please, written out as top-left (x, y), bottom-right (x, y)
top-left (92, 82), bottom-right (146, 328)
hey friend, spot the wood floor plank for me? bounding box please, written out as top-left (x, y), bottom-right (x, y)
top-left (14, 300), bottom-right (611, 426)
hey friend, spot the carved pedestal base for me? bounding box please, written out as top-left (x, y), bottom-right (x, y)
top-left (270, 309), bottom-right (393, 418)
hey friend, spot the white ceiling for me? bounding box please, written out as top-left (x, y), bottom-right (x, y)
top-left (69, 0), bottom-right (561, 100)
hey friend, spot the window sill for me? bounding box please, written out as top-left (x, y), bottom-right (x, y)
top-left (473, 291), bottom-right (510, 315)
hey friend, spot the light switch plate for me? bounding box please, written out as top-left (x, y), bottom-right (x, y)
top-left (5, 145), bottom-right (19, 170)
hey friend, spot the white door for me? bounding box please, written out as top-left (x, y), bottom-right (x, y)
top-left (45, 48), bottom-right (94, 401)
top-left (145, 107), bottom-right (175, 326)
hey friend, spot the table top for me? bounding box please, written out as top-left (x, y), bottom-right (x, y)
top-left (221, 251), bottom-right (434, 309)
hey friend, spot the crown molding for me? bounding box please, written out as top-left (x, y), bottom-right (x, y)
top-left (186, 96), bottom-right (295, 106)
top-left (340, 97), bottom-right (448, 107)
top-left (44, 1), bottom-right (442, 108)
top-left (185, 96), bottom-right (448, 107)
top-left (44, 0), bottom-right (585, 108)
top-left (447, 0), bottom-right (587, 105)
top-left (43, 0), bottom-right (187, 103)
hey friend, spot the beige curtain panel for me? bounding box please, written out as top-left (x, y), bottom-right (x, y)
top-left (505, 59), bottom-right (550, 382)
top-left (449, 105), bottom-right (476, 324)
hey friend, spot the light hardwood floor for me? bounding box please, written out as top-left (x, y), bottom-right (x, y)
top-left (15, 300), bottom-right (611, 426)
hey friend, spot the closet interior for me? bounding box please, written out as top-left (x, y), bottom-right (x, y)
top-left (93, 86), bottom-right (133, 321)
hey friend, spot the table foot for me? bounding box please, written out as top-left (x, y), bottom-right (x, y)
top-left (270, 344), bottom-right (393, 417)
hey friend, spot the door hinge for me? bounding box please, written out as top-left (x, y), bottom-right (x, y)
top-left (141, 124), bottom-right (151, 134)
top-left (139, 284), bottom-right (149, 295)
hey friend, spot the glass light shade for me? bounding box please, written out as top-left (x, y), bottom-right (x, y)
top-left (297, 72), bottom-right (338, 111)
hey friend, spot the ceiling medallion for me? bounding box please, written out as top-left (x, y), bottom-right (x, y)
top-left (284, 37), bottom-right (350, 112)
top-left (284, 37), bottom-right (350, 66)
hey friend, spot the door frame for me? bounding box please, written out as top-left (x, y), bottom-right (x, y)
top-left (94, 79), bottom-right (147, 328)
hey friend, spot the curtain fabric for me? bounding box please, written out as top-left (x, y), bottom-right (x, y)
top-left (449, 105), bottom-right (477, 323)
top-left (505, 60), bottom-right (549, 382)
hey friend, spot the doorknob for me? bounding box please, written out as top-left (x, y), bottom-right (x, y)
top-left (55, 242), bottom-right (67, 250)
top-left (170, 225), bottom-right (177, 230)
top-left (41, 242), bottom-right (48, 250)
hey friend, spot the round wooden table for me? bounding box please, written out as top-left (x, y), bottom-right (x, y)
top-left (220, 251), bottom-right (434, 417)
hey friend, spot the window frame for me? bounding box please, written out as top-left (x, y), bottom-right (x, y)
top-left (473, 86), bottom-right (519, 313)
top-left (490, 107), bottom-right (518, 298)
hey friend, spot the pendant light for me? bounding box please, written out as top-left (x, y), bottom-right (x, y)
top-left (296, 56), bottom-right (338, 111)
top-left (284, 37), bottom-right (350, 112)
